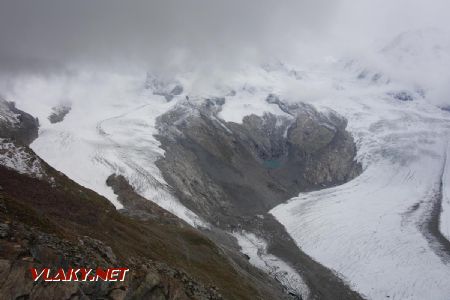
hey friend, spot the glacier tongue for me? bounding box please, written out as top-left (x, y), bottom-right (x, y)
top-left (270, 72), bottom-right (450, 298)
top-left (272, 159), bottom-right (450, 299)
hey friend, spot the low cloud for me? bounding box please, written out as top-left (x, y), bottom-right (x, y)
top-left (0, 0), bottom-right (339, 74)
top-left (1, 0), bottom-right (449, 105)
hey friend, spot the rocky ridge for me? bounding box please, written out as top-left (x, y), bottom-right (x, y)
top-left (155, 96), bottom-right (361, 225)
top-left (0, 98), bottom-right (39, 146)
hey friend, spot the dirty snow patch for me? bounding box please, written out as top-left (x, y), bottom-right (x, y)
top-left (233, 231), bottom-right (310, 300)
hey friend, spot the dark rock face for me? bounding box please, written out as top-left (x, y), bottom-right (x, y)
top-left (155, 99), bottom-right (361, 226)
top-left (0, 99), bottom-right (39, 145)
top-left (388, 90), bottom-right (415, 101)
top-left (48, 104), bottom-right (71, 124)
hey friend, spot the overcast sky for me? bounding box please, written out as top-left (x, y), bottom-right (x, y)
top-left (1, 0), bottom-right (449, 74)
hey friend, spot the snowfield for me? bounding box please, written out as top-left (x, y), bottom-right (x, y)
top-left (3, 29), bottom-right (450, 299)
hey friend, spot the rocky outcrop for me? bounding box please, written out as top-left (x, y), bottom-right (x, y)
top-left (155, 98), bottom-right (361, 225)
top-left (106, 174), bottom-right (184, 225)
top-left (0, 140), bottom-right (47, 179)
top-left (0, 99), bottom-right (39, 145)
top-left (48, 104), bottom-right (71, 124)
top-left (0, 218), bottom-right (222, 300)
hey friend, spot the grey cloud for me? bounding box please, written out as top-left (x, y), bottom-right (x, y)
top-left (0, 0), bottom-right (449, 75)
top-left (0, 0), bottom-right (338, 73)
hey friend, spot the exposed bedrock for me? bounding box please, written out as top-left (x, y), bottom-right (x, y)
top-left (48, 103), bottom-right (71, 124)
top-left (155, 99), bottom-right (361, 226)
top-left (155, 98), bottom-right (363, 299)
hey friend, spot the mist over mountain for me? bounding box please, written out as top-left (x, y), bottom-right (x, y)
top-left (0, 0), bottom-right (449, 72)
top-left (2, 0), bottom-right (450, 106)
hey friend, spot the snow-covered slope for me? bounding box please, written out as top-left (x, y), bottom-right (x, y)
top-left (6, 73), bottom-right (204, 227)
